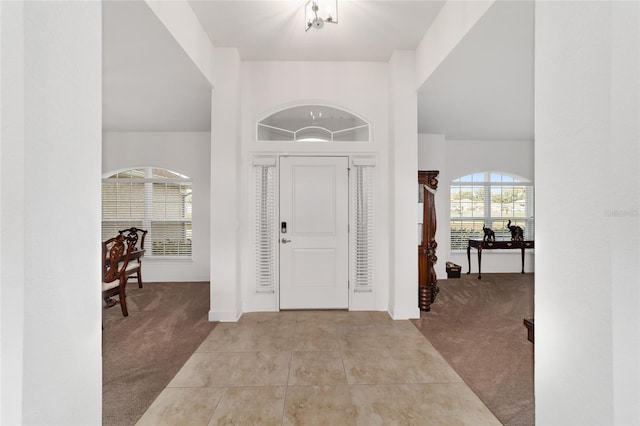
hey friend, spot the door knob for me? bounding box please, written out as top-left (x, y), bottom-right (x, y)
top-left (281, 238), bottom-right (291, 244)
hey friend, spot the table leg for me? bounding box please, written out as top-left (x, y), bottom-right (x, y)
top-left (477, 247), bottom-right (482, 279)
top-left (521, 246), bottom-right (525, 273)
top-left (467, 245), bottom-right (471, 274)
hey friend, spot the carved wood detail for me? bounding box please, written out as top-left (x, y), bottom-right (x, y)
top-left (418, 170), bottom-right (439, 311)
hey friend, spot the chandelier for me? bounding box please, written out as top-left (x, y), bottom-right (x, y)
top-left (305, 0), bottom-right (338, 31)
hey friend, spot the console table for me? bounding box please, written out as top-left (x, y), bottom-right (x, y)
top-left (467, 239), bottom-right (534, 279)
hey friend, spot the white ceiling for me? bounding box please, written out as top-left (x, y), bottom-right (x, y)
top-left (102, 0), bottom-right (534, 140)
top-left (188, 1), bottom-right (445, 61)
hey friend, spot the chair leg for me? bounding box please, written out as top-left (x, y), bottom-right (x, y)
top-left (104, 295), bottom-right (117, 308)
top-left (118, 277), bottom-right (129, 317)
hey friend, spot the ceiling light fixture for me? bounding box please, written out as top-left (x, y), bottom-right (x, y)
top-left (305, 0), bottom-right (338, 31)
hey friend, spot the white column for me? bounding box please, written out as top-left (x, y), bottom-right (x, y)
top-left (1, 2), bottom-right (25, 424)
top-left (1, 1), bottom-right (102, 424)
top-left (535, 2), bottom-right (639, 424)
top-left (609, 3), bottom-right (640, 424)
top-left (210, 48), bottom-right (242, 321)
top-left (388, 51), bottom-right (420, 319)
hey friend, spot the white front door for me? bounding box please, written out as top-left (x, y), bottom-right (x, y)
top-left (279, 156), bottom-right (349, 309)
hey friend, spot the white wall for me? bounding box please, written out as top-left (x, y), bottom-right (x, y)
top-left (535, 1), bottom-right (639, 424)
top-left (419, 135), bottom-right (535, 278)
top-left (145, 0), bottom-right (215, 86)
top-left (1, 2), bottom-right (102, 424)
top-left (415, 0), bottom-right (494, 87)
top-left (102, 131), bottom-right (211, 282)
top-left (239, 60), bottom-right (393, 314)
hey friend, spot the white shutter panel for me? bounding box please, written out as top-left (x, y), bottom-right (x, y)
top-left (254, 159), bottom-right (277, 293)
top-left (353, 162), bottom-right (375, 292)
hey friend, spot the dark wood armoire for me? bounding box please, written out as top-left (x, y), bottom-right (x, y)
top-left (418, 170), bottom-right (439, 311)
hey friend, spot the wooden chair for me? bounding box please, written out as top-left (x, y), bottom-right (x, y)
top-left (102, 234), bottom-right (135, 317)
top-left (118, 227), bottom-right (147, 288)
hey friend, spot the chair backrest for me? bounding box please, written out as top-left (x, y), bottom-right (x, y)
top-left (118, 227), bottom-right (148, 251)
top-left (102, 235), bottom-right (133, 283)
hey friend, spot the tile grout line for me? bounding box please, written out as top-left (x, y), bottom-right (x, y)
top-left (340, 332), bottom-right (359, 426)
top-left (205, 386), bottom-right (228, 425)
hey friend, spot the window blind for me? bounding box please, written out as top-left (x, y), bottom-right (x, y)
top-left (352, 160), bottom-right (375, 292)
top-left (254, 159), bottom-right (277, 293)
top-left (102, 168), bottom-right (192, 257)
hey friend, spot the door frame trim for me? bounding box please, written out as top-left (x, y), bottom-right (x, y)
top-left (248, 152), bottom-right (378, 313)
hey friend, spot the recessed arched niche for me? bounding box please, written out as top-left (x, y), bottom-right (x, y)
top-left (257, 105), bottom-right (370, 142)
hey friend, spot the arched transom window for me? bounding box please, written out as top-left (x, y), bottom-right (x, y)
top-left (257, 105), bottom-right (370, 142)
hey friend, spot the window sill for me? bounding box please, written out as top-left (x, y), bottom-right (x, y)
top-left (144, 257), bottom-right (194, 262)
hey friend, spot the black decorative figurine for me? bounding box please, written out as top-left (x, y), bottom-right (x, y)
top-left (482, 225), bottom-right (495, 241)
top-left (507, 220), bottom-right (524, 241)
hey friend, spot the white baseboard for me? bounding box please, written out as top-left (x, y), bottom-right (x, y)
top-left (208, 310), bottom-right (242, 322)
top-left (389, 305), bottom-right (421, 320)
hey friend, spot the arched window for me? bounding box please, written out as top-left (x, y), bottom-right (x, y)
top-left (257, 105), bottom-right (370, 142)
top-left (450, 172), bottom-right (534, 250)
top-left (102, 167), bottom-right (192, 258)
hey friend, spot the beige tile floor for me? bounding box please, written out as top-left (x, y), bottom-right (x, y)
top-left (136, 311), bottom-right (501, 426)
